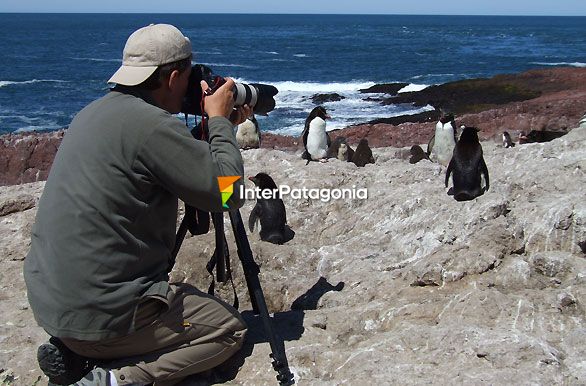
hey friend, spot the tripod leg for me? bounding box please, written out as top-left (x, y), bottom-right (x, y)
top-left (228, 210), bottom-right (294, 385)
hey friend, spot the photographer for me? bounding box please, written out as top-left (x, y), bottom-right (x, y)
top-left (24, 24), bottom-right (249, 386)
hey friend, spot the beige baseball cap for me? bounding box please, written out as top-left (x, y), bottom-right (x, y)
top-left (108, 24), bottom-right (192, 86)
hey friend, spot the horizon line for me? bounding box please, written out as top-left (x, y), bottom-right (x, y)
top-left (1, 12), bottom-right (586, 17)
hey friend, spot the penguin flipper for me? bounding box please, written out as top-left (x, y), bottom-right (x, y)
top-left (427, 135), bottom-right (435, 156)
top-left (481, 158), bottom-right (490, 191)
top-left (445, 159), bottom-right (454, 187)
top-left (248, 205), bottom-right (261, 233)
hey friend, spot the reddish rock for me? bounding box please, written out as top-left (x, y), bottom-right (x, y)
top-left (2, 67), bottom-right (585, 186)
top-left (0, 130), bottom-right (65, 186)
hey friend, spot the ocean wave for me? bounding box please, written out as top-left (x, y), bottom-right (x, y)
top-left (0, 79), bottom-right (68, 88)
top-left (200, 62), bottom-right (257, 69)
top-left (70, 57), bottom-right (121, 62)
top-left (269, 80), bottom-right (376, 94)
top-left (293, 54), bottom-right (308, 58)
top-left (410, 73), bottom-right (455, 79)
top-left (530, 62), bottom-right (586, 68)
top-left (14, 125), bottom-right (61, 133)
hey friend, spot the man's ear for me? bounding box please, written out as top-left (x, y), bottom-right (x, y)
top-left (167, 69), bottom-right (181, 90)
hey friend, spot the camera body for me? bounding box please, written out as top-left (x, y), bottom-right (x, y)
top-left (181, 64), bottom-right (278, 116)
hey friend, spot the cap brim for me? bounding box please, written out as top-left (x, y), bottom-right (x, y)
top-left (107, 65), bottom-right (158, 86)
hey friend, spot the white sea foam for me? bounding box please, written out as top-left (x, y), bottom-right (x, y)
top-left (200, 62), bottom-right (256, 69)
top-left (293, 54), bottom-right (308, 58)
top-left (398, 83), bottom-right (429, 93)
top-left (260, 77), bottom-right (435, 136)
top-left (0, 79), bottom-right (67, 88)
top-left (70, 57), bottom-right (120, 62)
top-left (530, 62), bottom-right (586, 68)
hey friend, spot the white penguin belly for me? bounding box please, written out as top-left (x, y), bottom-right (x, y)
top-left (306, 117), bottom-right (328, 160)
top-left (433, 123), bottom-right (456, 166)
top-left (236, 119), bottom-right (259, 148)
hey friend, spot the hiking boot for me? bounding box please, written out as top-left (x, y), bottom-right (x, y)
top-left (37, 337), bottom-right (95, 385)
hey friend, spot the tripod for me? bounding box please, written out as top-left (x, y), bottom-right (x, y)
top-left (170, 205), bottom-right (295, 386)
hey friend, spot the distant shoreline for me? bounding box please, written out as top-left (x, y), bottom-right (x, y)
top-left (2, 66), bottom-right (586, 186)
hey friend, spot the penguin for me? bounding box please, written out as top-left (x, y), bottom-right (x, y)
top-left (352, 138), bottom-right (375, 167)
top-left (502, 131), bottom-right (515, 148)
top-left (431, 112), bottom-right (457, 167)
top-left (409, 145), bottom-right (430, 164)
top-left (301, 106), bottom-right (331, 164)
top-left (327, 136), bottom-right (354, 162)
top-left (236, 115), bottom-right (261, 149)
top-left (445, 126), bottom-right (490, 201)
top-left (248, 172), bottom-right (295, 245)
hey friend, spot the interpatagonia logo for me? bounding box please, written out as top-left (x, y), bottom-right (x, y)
top-left (217, 176), bottom-right (241, 208)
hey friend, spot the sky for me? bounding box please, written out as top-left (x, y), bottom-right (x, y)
top-left (1, 0), bottom-right (586, 16)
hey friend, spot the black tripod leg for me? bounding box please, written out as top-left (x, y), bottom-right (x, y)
top-left (228, 210), bottom-right (294, 385)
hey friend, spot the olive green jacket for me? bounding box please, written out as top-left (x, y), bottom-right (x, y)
top-left (24, 90), bottom-right (244, 340)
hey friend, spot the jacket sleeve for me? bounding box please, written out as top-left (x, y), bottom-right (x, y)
top-left (136, 115), bottom-right (244, 212)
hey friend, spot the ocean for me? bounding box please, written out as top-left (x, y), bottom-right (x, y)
top-left (1, 13), bottom-right (585, 136)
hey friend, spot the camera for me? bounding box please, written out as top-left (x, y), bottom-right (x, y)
top-left (181, 64), bottom-right (278, 116)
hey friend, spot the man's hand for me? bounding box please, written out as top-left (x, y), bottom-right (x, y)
top-left (201, 78), bottom-right (236, 118)
top-left (230, 104), bottom-right (253, 126)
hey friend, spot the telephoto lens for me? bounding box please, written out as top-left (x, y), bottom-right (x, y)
top-left (181, 64), bottom-right (278, 116)
top-left (232, 82), bottom-right (278, 115)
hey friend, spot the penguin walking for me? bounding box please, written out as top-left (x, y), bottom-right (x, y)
top-left (431, 112), bottom-right (457, 166)
top-left (327, 136), bottom-right (354, 162)
top-left (248, 172), bottom-right (295, 245)
top-left (236, 115), bottom-right (261, 149)
top-left (445, 126), bottom-right (490, 201)
top-left (301, 106), bottom-right (331, 164)
top-left (352, 138), bottom-right (375, 167)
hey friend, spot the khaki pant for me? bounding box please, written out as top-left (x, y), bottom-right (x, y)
top-left (62, 283), bottom-right (247, 386)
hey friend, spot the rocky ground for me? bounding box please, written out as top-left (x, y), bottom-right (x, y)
top-left (1, 115), bottom-right (585, 385)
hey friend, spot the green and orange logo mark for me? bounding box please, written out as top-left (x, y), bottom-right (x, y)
top-left (217, 176), bottom-right (241, 208)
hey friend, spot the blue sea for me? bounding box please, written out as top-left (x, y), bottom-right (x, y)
top-left (1, 14), bottom-right (585, 136)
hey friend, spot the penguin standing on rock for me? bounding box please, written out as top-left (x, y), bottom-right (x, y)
top-left (502, 131), bottom-right (515, 148)
top-left (445, 126), bottom-right (490, 201)
top-left (352, 138), bottom-right (375, 167)
top-left (327, 136), bottom-right (354, 162)
top-left (236, 115), bottom-right (261, 149)
top-left (431, 112), bottom-right (457, 166)
top-left (248, 173), bottom-right (295, 245)
top-left (301, 106), bottom-right (331, 164)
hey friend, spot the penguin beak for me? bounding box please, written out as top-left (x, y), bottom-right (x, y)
top-left (325, 114), bottom-right (331, 120)
top-left (248, 176), bottom-right (256, 184)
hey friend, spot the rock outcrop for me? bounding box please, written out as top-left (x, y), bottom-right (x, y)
top-left (0, 130), bottom-right (65, 186)
top-left (2, 67), bottom-right (585, 186)
top-left (1, 117), bottom-right (585, 385)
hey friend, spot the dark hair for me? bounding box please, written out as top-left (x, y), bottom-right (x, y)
top-left (139, 56), bottom-right (192, 90)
